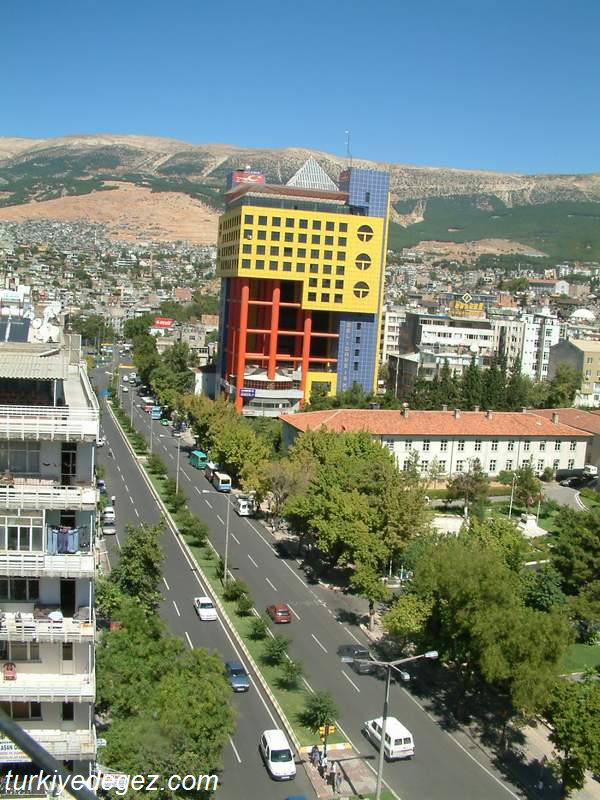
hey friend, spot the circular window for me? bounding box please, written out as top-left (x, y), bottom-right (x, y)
top-left (355, 253), bottom-right (372, 270)
top-left (357, 224), bottom-right (374, 242)
top-left (353, 281), bottom-right (370, 299)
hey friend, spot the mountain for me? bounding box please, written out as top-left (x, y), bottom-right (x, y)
top-left (1, 134), bottom-right (600, 258)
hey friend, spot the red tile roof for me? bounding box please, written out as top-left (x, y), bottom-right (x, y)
top-left (533, 408), bottom-right (600, 435)
top-left (281, 409), bottom-right (590, 438)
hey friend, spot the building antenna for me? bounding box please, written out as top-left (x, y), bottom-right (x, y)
top-left (345, 130), bottom-right (352, 167)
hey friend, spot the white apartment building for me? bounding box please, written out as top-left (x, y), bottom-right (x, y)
top-left (379, 306), bottom-right (407, 364)
top-left (0, 332), bottom-right (98, 784)
top-left (492, 308), bottom-right (561, 380)
top-left (281, 408), bottom-right (589, 477)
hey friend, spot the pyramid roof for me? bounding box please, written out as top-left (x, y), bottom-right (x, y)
top-left (286, 156), bottom-right (338, 191)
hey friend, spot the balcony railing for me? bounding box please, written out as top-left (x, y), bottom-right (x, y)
top-left (0, 727), bottom-right (96, 763)
top-left (0, 405), bottom-right (99, 442)
top-left (0, 552), bottom-right (95, 578)
top-left (0, 483), bottom-right (97, 510)
top-left (0, 671), bottom-right (95, 702)
top-left (0, 613), bottom-right (95, 643)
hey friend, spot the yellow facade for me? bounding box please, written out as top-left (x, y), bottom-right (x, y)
top-left (217, 205), bottom-right (385, 315)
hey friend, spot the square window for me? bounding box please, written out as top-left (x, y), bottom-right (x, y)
top-left (298, 248), bottom-right (306, 257)
top-left (243, 229), bottom-right (252, 239)
top-left (491, 440), bottom-right (498, 451)
top-left (309, 278), bottom-right (318, 287)
top-left (338, 236), bottom-right (347, 246)
top-left (570, 440), bottom-right (576, 451)
top-left (336, 266), bottom-right (345, 275)
top-left (321, 293), bottom-right (330, 302)
top-left (308, 292), bottom-right (316, 301)
top-left (271, 231), bottom-right (280, 241)
top-left (258, 215), bottom-right (267, 225)
top-left (272, 216), bottom-right (281, 226)
top-left (553, 459), bottom-right (560, 469)
top-left (310, 249), bottom-right (319, 258)
top-left (507, 441), bottom-right (515, 451)
top-left (310, 264), bottom-right (319, 273)
top-left (256, 260), bottom-right (264, 269)
top-left (335, 280), bottom-right (344, 289)
top-left (298, 233), bottom-right (307, 243)
top-left (312, 220), bottom-right (321, 230)
top-left (284, 247), bottom-right (293, 256)
top-left (323, 264), bottom-right (332, 274)
top-left (285, 232), bottom-right (293, 242)
top-left (354, 349), bottom-right (360, 357)
top-left (336, 251), bottom-right (345, 260)
top-left (62, 702), bottom-right (74, 722)
top-left (339, 222), bottom-right (348, 232)
top-left (312, 235), bottom-right (321, 244)
top-left (257, 230), bottom-right (266, 240)
top-left (256, 245), bottom-right (265, 255)
top-left (299, 219), bottom-right (308, 229)
top-left (322, 279), bottom-right (331, 288)
top-left (355, 336), bottom-right (361, 343)
top-left (353, 361), bottom-right (359, 370)
top-left (523, 441), bottom-right (530, 451)
top-left (270, 246), bottom-right (279, 255)
top-left (242, 244), bottom-right (251, 253)
top-left (296, 263), bottom-right (305, 272)
top-left (324, 250), bottom-right (333, 259)
top-left (62, 643), bottom-right (73, 661)
top-left (269, 261), bottom-right (277, 270)
top-left (286, 218), bottom-right (295, 227)
top-left (282, 262), bottom-right (292, 272)
top-left (440, 440), bottom-right (448, 451)
top-left (244, 214), bottom-right (253, 224)
top-left (539, 441), bottom-right (546, 451)
top-left (423, 440), bottom-right (430, 451)
top-left (242, 259), bottom-right (251, 268)
top-left (326, 221), bottom-right (334, 231)
top-left (474, 440), bottom-right (481, 451)
top-left (555, 440), bottom-right (561, 451)
top-left (505, 460), bottom-right (513, 470)
top-left (457, 440), bottom-right (465, 452)
top-left (357, 322), bottom-right (362, 330)
top-left (334, 294), bottom-right (343, 303)
top-left (489, 460), bottom-right (497, 473)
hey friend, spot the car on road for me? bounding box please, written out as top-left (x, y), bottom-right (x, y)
top-left (122, 386), bottom-right (129, 393)
top-left (224, 660), bottom-right (250, 692)
top-left (364, 716), bottom-right (414, 761)
top-left (143, 403), bottom-right (153, 413)
top-left (337, 644), bottom-right (376, 674)
top-left (96, 479), bottom-right (107, 496)
top-left (102, 506), bottom-right (116, 524)
top-left (193, 596), bottom-right (217, 621)
top-left (160, 418), bottom-right (169, 426)
top-left (102, 523), bottom-right (117, 536)
top-left (266, 603), bottom-right (292, 624)
top-left (96, 436), bottom-right (106, 447)
top-left (259, 729), bottom-right (296, 780)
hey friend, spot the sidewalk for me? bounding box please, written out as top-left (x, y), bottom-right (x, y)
top-left (303, 748), bottom-right (376, 799)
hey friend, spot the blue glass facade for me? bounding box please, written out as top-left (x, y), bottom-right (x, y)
top-left (337, 312), bottom-right (379, 392)
top-left (217, 278), bottom-right (230, 380)
top-left (338, 168), bottom-right (390, 219)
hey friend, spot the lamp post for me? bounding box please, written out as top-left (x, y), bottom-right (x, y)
top-left (149, 414), bottom-right (153, 454)
top-left (175, 436), bottom-right (181, 494)
top-left (223, 493), bottom-right (231, 583)
top-left (508, 472), bottom-right (517, 518)
top-left (351, 650), bottom-right (438, 800)
top-left (129, 386), bottom-right (134, 426)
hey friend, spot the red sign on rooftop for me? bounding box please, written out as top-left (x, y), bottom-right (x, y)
top-left (153, 316), bottom-right (174, 329)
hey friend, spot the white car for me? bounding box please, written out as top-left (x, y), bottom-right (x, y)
top-left (259, 729), bottom-right (296, 780)
top-left (96, 436), bottom-right (106, 447)
top-left (102, 506), bottom-right (116, 524)
top-left (194, 596), bottom-right (217, 621)
top-left (122, 386), bottom-right (129, 393)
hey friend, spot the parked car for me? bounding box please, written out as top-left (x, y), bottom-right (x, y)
top-left (259, 729), bottom-right (296, 780)
top-left (266, 604), bottom-right (292, 624)
top-left (194, 596), bottom-right (217, 621)
top-left (96, 479), bottom-right (107, 496)
top-left (102, 523), bottom-right (117, 536)
top-left (96, 436), bottom-right (106, 447)
top-left (224, 660), bottom-right (250, 692)
top-left (102, 506), bottom-right (116, 524)
top-left (122, 386), bottom-right (129, 393)
top-left (160, 418), bottom-right (170, 426)
top-left (337, 644), bottom-right (375, 674)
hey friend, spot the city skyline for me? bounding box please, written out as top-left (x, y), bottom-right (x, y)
top-left (3, 0), bottom-right (600, 175)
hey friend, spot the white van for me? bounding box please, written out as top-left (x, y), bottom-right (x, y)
top-left (236, 495), bottom-right (253, 517)
top-left (259, 729), bottom-right (296, 780)
top-left (364, 716), bottom-right (414, 760)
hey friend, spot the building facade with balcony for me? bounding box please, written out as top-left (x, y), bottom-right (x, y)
top-left (216, 159), bottom-right (390, 415)
top-left (0, 336), bottom-right (98, 782)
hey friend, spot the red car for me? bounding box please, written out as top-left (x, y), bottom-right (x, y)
top-left (266, 603), bottom-right (292, 624)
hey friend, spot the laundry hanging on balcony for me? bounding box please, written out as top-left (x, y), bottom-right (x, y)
top-left (46, 526), bottom-right (80, 554)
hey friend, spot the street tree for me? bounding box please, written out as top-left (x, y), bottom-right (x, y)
top-left (382, 594), bottom-right (433, 651)
top-left (466, 516), bottom-right (528, 572)
top-left (110, 522), bottom-right (165, 613)
top-left (350, 563), bottom-right (389, 631)
top-left (301, 690), bottom-right (339, 732)
top-left (446, 458), bottom-right (490, 513)
top-left (460, 355), bottom-right (483, 410)
top-left (552, 507), bottom-right (600, 595)
top-left (513, 464), bottom-right (542, 512)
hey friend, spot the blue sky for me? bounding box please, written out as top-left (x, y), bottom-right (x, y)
top-left (3, 0), bottom-right (599, 174)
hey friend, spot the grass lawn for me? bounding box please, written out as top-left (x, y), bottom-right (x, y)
top-left (185, 539), bottom-right (346, 748)
top-left (579, 488), bottom-right (600, 512)
top-left (360, 793), bottom-right (396, 800)
top-left (561, 644), bottom-right (600, 674)
top-left (491, 501), bottom-right (560, 534)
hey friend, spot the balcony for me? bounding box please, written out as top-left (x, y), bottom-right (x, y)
top-left (0, 481), bottom-right (97, 511)
top-left (0, 405), bottom-right (98, 442)
top-left (0, 672), bottom-right (95, 702)
top-left (0, 552), bottom-right (95, 578)
top-left (0, 728), bottom-right (96, 763)
top-left (0, 612), bottom-right (95, 643)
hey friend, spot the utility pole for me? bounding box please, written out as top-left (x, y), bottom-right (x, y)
top-left (175, 436), bottom-right (181, 494)
top-left (223, 494), bottom-right (231, 584)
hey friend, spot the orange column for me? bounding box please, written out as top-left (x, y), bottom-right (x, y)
top-left (268, 280), bottom-right (281, 380)
top-left (300, 310), bottom-right (312, 400)
top-left (235, 278), bottom-right (250, 412)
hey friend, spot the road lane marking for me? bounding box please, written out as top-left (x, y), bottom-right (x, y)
top-left (229, 736), bottom-right (242, 764)
top-left (247, 554), bottom-right (259, 567)
top-left (115, 534), bottom-right (122, 550)
top-left (134, 508), bottom-right (140, 518)
top-left (343, 626), bottom-right (362, 644)
top-left (185, 631), bottom-right (193, 650)
top-left (169, 453), bottom-right (174, 460)
top-left (205, 499), bottom-right (213, 509)
top-left (231, 533), bottom-right (240, 544)
top-left (163, 577), bottom-right (170, 591)
top-left (195, 487), bottom-right (202, 495)
top-left (341, 670), bottom-right (360, 692)
top-left (265, 577), bottom-right (278, 591)
top-left (173, 600), bottom-right (181, 617)
top-left (183, 472), bottom-right (191, 482)
top-left (311, 634), bottom-right (328, 653)
top-left (216, 514), bottom-right (224, 524)
top-left (287, 603), bottom-right (301, 621)
top-left (302, 677), bottom-right (314, 692)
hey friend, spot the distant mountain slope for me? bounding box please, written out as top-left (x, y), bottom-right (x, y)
top-left (1, 134), bottom-right (599, 256)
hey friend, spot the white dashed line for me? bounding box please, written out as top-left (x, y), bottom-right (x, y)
top-left (231, 533), bottom-right (240, 544)
top-left (183, 472), bottom-right (191, 482)
top-left (185, 631), bottom-right (193, 650)
top-left (217, 514), bottom-right (224, 524)
top-left (265, 577), bottom-right (278, 591)
top-left (343, 626), bottom-right (362, 644)
top-left (195, 487), bottom-right (202, 495)
top-left (311, 633), bottom-right (328, 653)
top-left (134, 508), bottom-right (140, 518)
top-left (341, 670), bottom-right (360, 692)
top-left (172, 600), bottom-right (181, 617)
top-left (163, 577), bottom-right (170, 591)
top-left (115, 534), bottom-right (122, 550)
top-left (247, 554), bottom-right (259, 567)
top-left (205, 499), bottom-right (213, 509)
top-left (229, 736), bottom-right (242, 764)
top-left (287, 603), bottom-right (301, 621)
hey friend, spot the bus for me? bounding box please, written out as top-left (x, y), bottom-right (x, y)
top-left (212, 471), bottom-right (232, 493)
top-left (151, 406), bottom-right (162, 420)
top-left (189, 450), bottom-right (209, 470)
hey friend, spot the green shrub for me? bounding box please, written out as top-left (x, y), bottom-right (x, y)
top-left (263, 634), bottom-right (290, 665)
top-left (236, 594), bottom-right (253, 617)
top-left (279, 657), bottom-right (303, 689)
top-left (147, 454), bottom-right (167, 477)
top-left (249, 615), bottom-right (269, 640)
top-left (223, 579), bottom-right (250, 602)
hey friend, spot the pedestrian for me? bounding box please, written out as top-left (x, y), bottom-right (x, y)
top-left (110, 495), bottom-right (116, 506)
top-left (310, 744), bottom-right (319, 768)
top-left (328, 761), bottom-right (336, 789)
top-left (335, 763), bottom-right (343, 794)
top-left (319, 750), bottom-right (328, 779)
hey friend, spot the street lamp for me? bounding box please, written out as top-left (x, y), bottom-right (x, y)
top-left (345, 649), bottom-right (438, 800)
top-left (508, 472), bottom-right (517, 518)
top-left (222, 492), bottom-right (231, 584)
top-left (175, 436), bottom-right (181, 494)
top-left (129, 386), bottom-right (134, 426)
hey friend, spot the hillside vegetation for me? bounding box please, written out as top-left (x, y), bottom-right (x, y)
top-left (1, 134), bottom-right (600, 256)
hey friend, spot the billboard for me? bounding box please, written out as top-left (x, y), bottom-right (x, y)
top-left (227, 170), bottom-right (265, 190)
top-left (239, 387), bottom-right (256, 398)
top-left (153, 317), bottom-right (174, 329)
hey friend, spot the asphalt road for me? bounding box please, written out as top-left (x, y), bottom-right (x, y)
top-left (104, 364), bottom-right (527, 800)
top-left (96, 369), bottom-right (316, 800)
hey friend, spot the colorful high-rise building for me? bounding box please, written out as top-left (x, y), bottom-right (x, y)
top-left (216, 158), bottom-right (390, 415)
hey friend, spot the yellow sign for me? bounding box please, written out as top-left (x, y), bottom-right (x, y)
top-left (319, 724), bottom-right (336, 737)
top-left (449, 299), bottom-right (485, 318)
